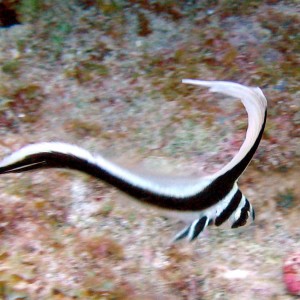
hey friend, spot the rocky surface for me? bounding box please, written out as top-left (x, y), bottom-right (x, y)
top-left (0, 1), bottom-right (299, 299)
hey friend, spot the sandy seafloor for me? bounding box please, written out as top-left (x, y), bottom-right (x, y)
top-left (0, 1), bottom-right (299, 299)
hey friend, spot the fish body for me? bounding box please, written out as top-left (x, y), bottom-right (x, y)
top-left (0, 80), bottom-right (267, 241)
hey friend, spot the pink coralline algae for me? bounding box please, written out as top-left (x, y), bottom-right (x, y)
top-left (283, 252), bottom-right (300, 296)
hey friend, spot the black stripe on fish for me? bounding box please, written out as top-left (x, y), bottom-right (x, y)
top-left (215, 189), bottom-right (242, 227)
top-left (190, 216), bottom-right (209, 241)
top-left (231, 199), bottom-right (251, 228)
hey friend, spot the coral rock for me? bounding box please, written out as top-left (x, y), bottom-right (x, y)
top-left (283, 252), bottom-right (300, 296)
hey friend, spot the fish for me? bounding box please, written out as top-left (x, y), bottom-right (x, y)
top-left (0, 80), bottom-right (267, 242)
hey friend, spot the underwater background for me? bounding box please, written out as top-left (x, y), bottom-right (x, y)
top-left (0, 1), bottom-right (299, 299)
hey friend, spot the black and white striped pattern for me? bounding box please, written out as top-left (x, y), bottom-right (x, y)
top-left (0, 80), bottom-right (267, 242)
